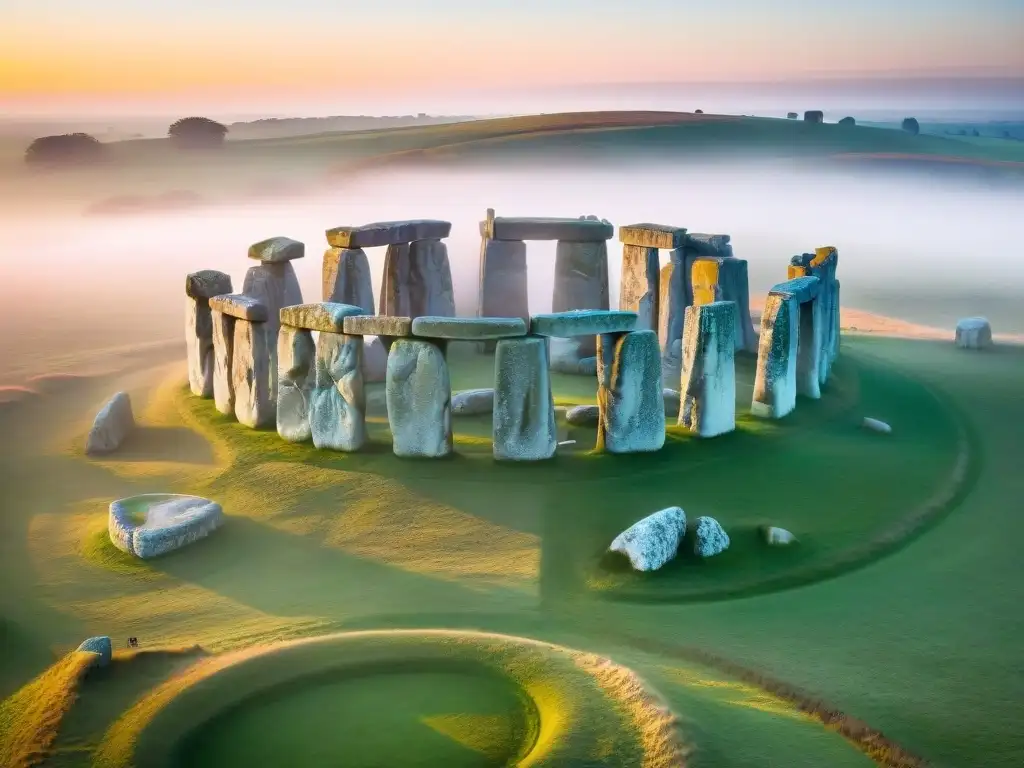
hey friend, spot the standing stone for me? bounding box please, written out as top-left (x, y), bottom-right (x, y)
top-left (322, 247), bottom-right (374, 314)
top-left (277, 325), bottom-right (316, 443)
top-left (493, 337), bottom-right (557, 461)
top-left (658, 251), bottom-right (687, 379)
top-left (619, 245), bottom-right (660, 332)
top-left (751, 293), bottom-right (798, 419)
top-left (596, 330), bottom-right (665, 453)
top-left (380, 243), bottom-right (411, 316)
top-left (478, 238), bottom-right (528, 352)
top-left (232, 319), bottom-right (275, 428)
top-left (243, 261), bottom-right (303, 401)
top-left (408, 238), bottom-right (455, 318)
top-left (385, 339), bottom-right (452, 458)
top-left (832, 278), bottom-right (841, 361)
top-left (86, 392), bottom-right (135, 455)
top-left (310, 332), bottom-right (366, 451)
top-left (211, 310), bottom-right (235, 416)
top-left (955, 317), bottom-right (992, 349)
top-left (185, 270), bottom-right (232, 398)
top-left (679, 301), bottom-right (737, 438)
top-left (796, 300), bottom-right (822, 399)
top-left (552, 240), bottom-right (610, 358)
top-left (689, 257), bottom-right (757, 353)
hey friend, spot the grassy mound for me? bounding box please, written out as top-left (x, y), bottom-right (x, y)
top-left (93, 630), bottom-right (684, 768)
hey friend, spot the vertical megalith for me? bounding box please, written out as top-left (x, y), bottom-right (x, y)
top-left (493, 336), bottom-right (556, 461)
top-left (478, 238), bottom-right (528, 352)
top-left (658, 250), bottom-right (687, 380)
top-left (408, 238), bottom-right (455, 318)
top-left (322, 247), bottom-right (374, 314)
top-left (310, 332), bottom-right (366, 451)
top-left (796, 300), bottom-right (822, 399)
top-left (211, 310), bottom-right (235, 416)
top-left (619, 245), bottom-right (660, 332)
top-left (380, 243), bottom-right (411, 316)
top-left (385, 339), bottom-right (452, 458)
top-left (751, 293), bottom-right (798, 419)
top-left (232, 318), bottom-right (276, 428)
top-left (185, 270), bottom-right (232, 398)
top-left (790, 247), bottom-right (840, 382)
top-left (679, 301), bottom-right (737, 438)
top-left (276, 325), bottom-right (316, 443)
top-left (833, 278), bottom-right (841, 360)
top-left (596, 329), bottom-right (665, 453)
top-left (552, 240), bottom-right (610, 358)
top-left (689, 255), bottom-right (756, 354)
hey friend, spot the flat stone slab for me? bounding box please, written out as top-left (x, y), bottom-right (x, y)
top-left (108, 493), bottom-right (224, 560)
top-left (280, 302), bottom-right (366, 333)
top-left (326, 220), bottom-right (452, 249)
top-left (344, 314), bottom-right (413, 337)
top-left (618, 223), bottom-right (687, 250)
top-left (209, 294), bottom-right (268, 322)
top-left (770, 275), bottom-right (820, 303)
top-left (248, 236), bottom-right (305, 263)
top-left (530, 310), bottom-right (637, 338)
top-left (685, 233), bottom-right (732, 255)
top-left (481, 217), bottom-right (614, 242)
top-left (185, 269), bottom-right (232, 299)
top-left (411, 316), bottom-right (527, 340)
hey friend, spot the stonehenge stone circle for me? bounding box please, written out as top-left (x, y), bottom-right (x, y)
top-left (751, 293), bottom-right (799, 419)
top-left (86, 391), bottom-right (135, 455)
top-left (680, 301), bottom-right (738, 438)
top-left (955, 317), bottom-right (993, 349)
top-left (185, 269), bottom-right (232, 398)
top-left (322, 247), bottom-right (375, 314)
top-left (310, 331), bottom-right (366, 451)
top-left (493, 336), bottom-right (557, 461)
top-left (597, 329), bottom-right (665, 453)
top-left (609, 506), bottom-right (687, 572)
top-left (386, 338), bottom-right (453, 458)
top-left (210, 294), bottom-right (273, 427)
top-left (108, 493), bottom-right (224, 559)
top-left (276, 324), bottom-right (316, 443)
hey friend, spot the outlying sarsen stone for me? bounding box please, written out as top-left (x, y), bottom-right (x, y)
top-left (86, 391), bottom-right (135, 455)
top-left (609, 507), bottom-right (686, 571)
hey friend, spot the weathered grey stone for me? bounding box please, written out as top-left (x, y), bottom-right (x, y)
top-left (679, 301), bottom-right (737, 438)
top-left (609, 507), bottom-right (686, 571)
top-left (280, 302), bottom-right (366, 334)
top-left (211, 310), bottom-right (235, 415)
top-left (362, 336), bottom-right (388, 383)
top-left (795, 300), bottom-right (822, 399)
top-left (380, 243), bottom-right (411, 317)
top-left (108, 493), bottom-right (223, 559)
top-left (662, 388), bottom-right (681, 417)
top-left (566, 404), bottom-right (599, 426)
top-left (242, 262), bottom-right (302, 327)
top-left (386, 339), bottom-right (452, 458)
top-left (597, 329), bottom-right (665, 453)
top-left (322, 248), bottom-right (374, 314)
top-left (531, 310), bottom-right (637, 338)
top-left (955, 317), bottom-right (993, 349)
top-left (186, 296), bottom-right (215, 397)
top-left (326, 220), bottom-right (452, 249)
top-left (408, 239), bottom-right (456, 318)
top-left (763, 526), bottom-right (797, 545)
top-left (86, 391), bottom-right (135, 455)
top-left (276, 325), bottom-right (315, 443)
top-left (620, 245), bottom-right (660, 332)
top-left (482, 217), bottom-right (613, 242)
top-left (790, 247), bottom-right (840, 378)
top-left (209, 293), bottom-right (268, 322)
top-left (309, 332), bottom-right (366, 451)
top-left (76, 636), bottom-right (112, 666)
top-left (232, 319), bottom-right (275, 428)
top-left (185, 269), bottom-right (232, 299)
top-left (863, 417), bottom-right (892, 434)
top-left (551, 239), bottom-right (611, 357)
top-left (693, 516), bottom-right (730, 557)
top-left (452, 388), bottom-right (494, 416)
top-left (344, 314), bottom-right (413, 337)
top-left (770, 275), bottom-right (821, 303)
top-left (578, 356), bottom-right (598, 376)
top-left (684, 233), bottom-right (732, 257)
top-left (751, 293), bottom-right (798, 419)
top-left (411, 316), bottom-right (526, 340)
top-left (691, 257), bottom-right (758, 353)
top-left (248, 236), bottom-right (305, 263)
top-left (478, 238), bottom-right (529, 323)
top-left (618, 223), bottom-right (687, 250)
top-left (493, 336), bottom-right (557, 461)
top-left (832, 278), bottom-right (841, 362)
top-left (658, 252), bottom-right (686, 367)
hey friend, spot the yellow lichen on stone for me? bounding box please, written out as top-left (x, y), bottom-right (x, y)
top-left (811, 247), bottom-right (837, 267)
top-left (787, 265), bottom-right (807, 279)
top-left (690, 259), bottom-right (720, 306)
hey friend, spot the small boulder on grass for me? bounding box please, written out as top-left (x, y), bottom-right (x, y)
top-left (762, 526), bottom-right (797, 546)
top-left (693, 516), bottom-right (730, 557)
top-left (77, 636), bottom-right (112, 666)
top-left (862, 417), bottom-right (892, 434)
top-left (609, 506), bottom-right (686, 571)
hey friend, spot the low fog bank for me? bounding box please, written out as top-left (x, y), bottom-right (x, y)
top-left (2, 160), bottom-right (1021, 383)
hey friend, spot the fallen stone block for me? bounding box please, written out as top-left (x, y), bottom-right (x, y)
top-left (326, 219), bottom-right (452, 249)
top-left (232, 318), bottom-right (275, 428)
top-left (211, 310), bottom-right (235, 416)
top-left (566, 404), bottom-right (599, 426)
top-left (481, 216), bottom-right (614, 242)
top-left (493, 336), bottom-right (556, 461)
top-left (276, 325), bottom-right (315, 443)
top-left (108, 493), bottom-right (224, 559)
top-left (618, 223), bottom-right (687, 250)
top-left (344, 314), bottom-right (413, 338)
top-left (693, 516), bottom-right (730, 557)
top-left (597, 329), bottom-right (665, 453)
top-left (76, 636), bottom-right (112, 667)
top-left (209, 293), bottom-right (268, 322)
top-left (762, 526), bottom-right (797, 546)
top-left (531, 310), bottom-right (637, 338)
top-left (609, 506), bottom-right (686, 571)
top-left (411, 316), bottom-right (527, 340)
top-left (185, 269), bottom-right (232, 299)
top-left (619, 244), bottom-right (660, 332)
top-left (862, 417), bottom-right (892, 434)
top-left (679, 301), bottom-right (737, 438)
top-left (310, 332), bottom-right (366, 451)
top-left (955, 317), bottom-right (992, 349)
top-left (751, 293), bottom-right (798, 419)
top-left (322, 247), bottom-right (375, 314)
top-left (280, 302), bottom-right (366, 333)
top-left (452, 388), bottom-right (494, 416)
top-left (386, 339), bottom-right (452, 458)
top-left (86, 391), bottom-right (135, 455)
top-left (248, 236), bottom-right (305, 263)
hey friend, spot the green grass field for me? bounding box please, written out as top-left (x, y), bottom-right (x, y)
top-left (3, 329), bottom-right (1021, 767)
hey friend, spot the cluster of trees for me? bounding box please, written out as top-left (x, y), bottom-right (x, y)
top-left (23, 117), bottom-right (229, 166)
top-left (789, 111), bottom-right (921, 134)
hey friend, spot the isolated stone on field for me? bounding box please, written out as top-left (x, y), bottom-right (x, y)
top-left (763, 526), bottom-right (797, 546)
top-left (609, 507), bottom-right (686, 572)
top-left (862, 417), bottom-right (892, 434)
top-left (693, 516), bottom-right (730, 557)
top-left (386, 339), bottom-right (452, 458)
top-left (452, 388), bottom-right (494, 416)
top-left (493, 336), bottom-right (557, 461)
top-left (955, 317), bottom-right (993, 349)
top-left (76, 636), bottom-right (112, 666)
top-left (86, 391), bottom-right (135, 455)
top-left (108, 493), bottom-right (224, 559)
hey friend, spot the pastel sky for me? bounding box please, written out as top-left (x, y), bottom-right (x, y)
top-left (2, 0), bottom-right (1023, 114)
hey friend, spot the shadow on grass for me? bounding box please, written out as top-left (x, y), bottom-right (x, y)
top-left (103, 426), bottom-right (216, 465)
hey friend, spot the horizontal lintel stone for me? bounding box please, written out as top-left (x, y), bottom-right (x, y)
top-left (411, 316), bottom-right (527, 340)
top-left (280, 302), bottom-right (367, 333)
top-left (480, 217), bottom-right (614, 242)
top-left (326, 220), bottom-right (452, 249)
top-left (343, 314), bottom-right (414, 337)
top-left (248, 236), bottom-right (305, 263)
top-left (530, 310), bottom-right (637, 338)
top-left (618, 223), bottom-right (688, 249)
top-left (209, 293), bottom-right (268, 322)
top-left (769, 275), bottom-right (821, 303)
